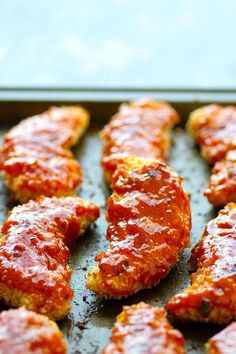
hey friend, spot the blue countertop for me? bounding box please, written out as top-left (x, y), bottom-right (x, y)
top-left (0, 0), bottom-right (235, 89)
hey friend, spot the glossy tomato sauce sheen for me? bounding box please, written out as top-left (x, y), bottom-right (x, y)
top-left (102, 303), bottom-right (186, 354)
top-left (0, 308), bottom-right (66, 354)
top-left (0, 106), bottom-right (89, 202)
top-left (188, 105), bottom-right (236, 164)
top-left (188, 105), bottom-right (236, 206)
top-left (0, 196), bottom-right (99, 317)
top-left (101, 99), bottom-right (179, 181)
top-left (205, 150), bottom-right (236, 206)
top-left (166, 203), bottom-right (236, 324)
top-left (207, 322), bottom-right (236, 354)
top-left (86, 156), bottom-right (191, 298)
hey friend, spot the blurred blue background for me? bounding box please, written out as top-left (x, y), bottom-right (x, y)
top-left (0, 0), bottom-right (235, 88)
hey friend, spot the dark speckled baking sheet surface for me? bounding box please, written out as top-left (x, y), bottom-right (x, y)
top-left (0, 92), bottom-right (232, 354)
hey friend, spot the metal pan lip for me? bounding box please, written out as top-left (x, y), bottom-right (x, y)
top-left (0, 86), bottom-right (236, 103)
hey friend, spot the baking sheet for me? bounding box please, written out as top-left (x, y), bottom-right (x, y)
top-left (0, 95), bottom-right (229, 353)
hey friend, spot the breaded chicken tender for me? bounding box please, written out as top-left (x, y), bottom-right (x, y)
top-left (205, 150), bottom-right (236, 206)
top-left (0, 106), bottom-right (89, 203)
top-left (165, 203), bottom-right (236, 324)
top-left (187, 105), bottom-right (236, 206)
top-left (206, 322), bottom-right (236, 354)
top-left (0, 307), bottom-right (66, 354)
top-left (86, 156), bottom-right (191, 298)
top-left (0, 196), bottom-right (99, 320)
top-left (101, 98), bottom-right (179, 182)
top-left (102, 302), bottom-right (186, 354)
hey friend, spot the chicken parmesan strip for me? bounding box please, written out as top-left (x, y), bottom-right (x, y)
top-left (165, 203), bottom-right (236, 324)
top-left (102, 302), bottom-right (186, 354)
top-left (187, 105), bottom-right (236, 206)
top-left (101, 98), bottom-right (179, 182)
top-left (0, 106), bottom-right (89, 203)
top-left (86, 156), bottom-right (191, 298)
top-left (0, 196), bottom-right (99, 320)
top-left (0, 307), bottom-right (66, 354)
top-left (205, 150), bottom-right (236, 207)
top-left (206, 322), bottom-right (236, 354)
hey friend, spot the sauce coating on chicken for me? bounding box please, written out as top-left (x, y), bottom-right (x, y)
top-left (102, 302), bottom-right (186, 354)
top-left (0, 196), bottom-right (99, 320)
top-left (86, 156), bottom-right (191, 298)
top-left (187, 105), bottom-right (236, 206)
top-left (205, 150), bottom-right (236, 206)
top-left (101, 99), bottom-right (179, 182)
top-left (0, 307), bottom-right (66, 354)
top-left (0, 106), bottom-right (89, 203)
top-left (206, 322), bottom-right (236, 354)
top-left (165, 203), bottom-right (236, 324)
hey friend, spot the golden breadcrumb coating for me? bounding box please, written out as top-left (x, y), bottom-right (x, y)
top-left (206, 322), bottom-right (236, 354)
top-left (0, 106), bottom-right (89, 203)
top-left (166, 203), bottom-right (236, 324)
top-left (187, 105), bottom-right (236, 206)
top-left (102, 302), bottom-right (186, 354)
top-left (0, 196), bottom-right (99, 320)
top-left (0, 307), bottom-right (66, 354)
top-left (205, 150), bottom-right (236, 206)
top-left (101, 98), bottom-right (179, 182)
top-left (86, 156), bottom-right (191, 298)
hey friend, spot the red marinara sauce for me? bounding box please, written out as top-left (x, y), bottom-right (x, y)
top-left (102, 303), bottom-right (186, 354)
top-left (86, 156), bottom-right (191, 298)
top-left (205, 150), bottom-right (236, 206)
top-left (101, 99), bottom-right (179, 182)
top-left (0, 307), bottom-right (66, 354)
top-left (0, 106), bottom-right (89, 202)
top-left (207, 322), bottom-right (236, 354)
top-left (187, 105), bottom-right (236, 206)
top-left (188, 105), bottom-right (236, 164)
top-left (0, 196), bottom-right (99, 319)
top-left (166, 203), bottom-right (236, 324)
